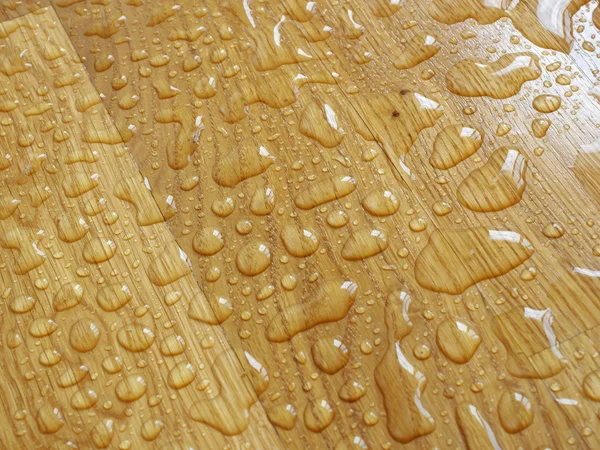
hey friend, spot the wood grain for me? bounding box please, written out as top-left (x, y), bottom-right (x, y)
top-left (0, 9), bottom-right (281, 449)
top-left (2, 0), bottom-right (600, 448)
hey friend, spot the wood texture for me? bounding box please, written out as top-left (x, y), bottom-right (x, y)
top-left (2, 0), bottom-right (600, 449)
top-left (0, 9), bottom-right (281, 449)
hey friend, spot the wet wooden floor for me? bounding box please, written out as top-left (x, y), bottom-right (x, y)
top-left (1, 1), bottom-right (600, 449)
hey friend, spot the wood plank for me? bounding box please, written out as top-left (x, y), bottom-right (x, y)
top-left (0, 8), bottom-right (282, 449)
top-left (2, 0), bottom-right (600, 448)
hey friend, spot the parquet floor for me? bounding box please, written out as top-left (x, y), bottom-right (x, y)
top-left (1, 1), bottom-right (600, 449)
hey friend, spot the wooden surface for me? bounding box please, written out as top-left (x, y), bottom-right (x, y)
top-left (0, 8), bottom-right (281, 450)
top-left (2, 1), bottom-right (600, 449)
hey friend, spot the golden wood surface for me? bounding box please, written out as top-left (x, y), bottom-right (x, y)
top-left (2, 1), bottom-right (600, 449)
top-left (0, 9), bottom-right (281, 449)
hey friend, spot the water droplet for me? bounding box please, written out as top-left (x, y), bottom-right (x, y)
top-left (432, 200), bottom-right (452, 216)
top-left (9, 295), bottom-right (36, 314)
top-left (299, 100), bottom-right (346, 148)
top-left (102, 356), bottom-right (123, 374)
top-left (168, 362), bottom-right (196, 389)
top-left (188, 291), bottom-right (233, 324)
top-left (115, 375), bottom-right (147, 402)
top-left (458, 147), bottom-right (527, 212)
top-left (96, 284), bottom-right (132, 312)
top-left (91, 419), bottom-right (114, 449)
top-left (532, 94), bottom-right (561, 113)
top-left (349, 91), bottom-right (443, 157)
top-left (250, 185), bottom-right (276, 216)
top-left (338, 379), bottom-right (366, 402)
top-left (117, 324), bottom-right (155, 352)
top-left (447, 53), bottom-right (541, 98)
top-left (498, 390), bottom-right (533, 433)
top-left (267, 403), bottom-right (297, 430)
top-left (114, 176), bottom-right (165, 226)
top-left (583, 370), bottom-right (600, 401)
top-left (147, 242), bottom-right (192, 286)
top-left (342, 228), bottom-right (388, 260)
top-left (29, 318), bottom-right (58, 337)
top-left (71, 388), bottom-right (98, 410)
top-left (295, 175), bottom-right (357, 210)
top-left (141, 419), bottom-right (164, 441)
top-left (190, 350), bottom-right (265, 435)
top-left (36, 404), bottom-right (64, 434)
top-left (281, 224), bottom-right (319, 257)
top-left (69, 318), bottom-right (101, 352)
top-left (542, 222), bottom-right (565, 239)
top-left (56, 211), bottom-right (89, 242)
top-left (430, 125), bottom-right (483, 170)
top-left (304, 398), bottom-right (334, 432)
top-left (82, 238), bottom-right (116, 264)
top-left (39, 348), bottom-right (61, 366)
top-left (311, 336), bottom-right (349, 374)
top-left (436, 317), bottom-right (481, 364)
top-left (416, 227), bottom-right (534, 294)
top-left (393, 32), bottom-right (440, 70)
top-left (361, 188), bottom-right (400, 216)
top-left (266, 279), bottom-right (357, 342)
top-left (375, 290), bottom-right (435, 442)
top-left (492, 307), bottom-right (566, 379)
top-left (160, 334), bottom-right (186, 356)
top-left (532, 118), bottom-right (551, 138)
top-left (456, 403), bottom-right (502, 450)
top-left (212, 145), bottom-right (275, 188)
top-left (62, 172), bottom-right (99, 198)
top-left (58, 364), bottom-right (89, 388)
top-left (236, 241), bottom-right (272, 276)
top-left (326, 210), bottom-right (350, 228)
top-left (192, 227), bottom-right (225, 256)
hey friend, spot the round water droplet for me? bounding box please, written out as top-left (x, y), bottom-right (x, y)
top-left (583, 370), bottom-right (600, 401)
top-left (326, 210), bottom-right (349, 228)
top-left (311, 336), bottom-right (349, 374)
top-left (82, 238), bottom-right (116, 264)
top-left (250, 185), bottom-right (276, 216)
top-left (97, 284), bottom-right (132, 312)
top-left (29, 318), bottom-right (58, 337)
top-left (236, 241), bottom-right (272, 276)
top-left (167, 362), bottom-right (196, 389)
top-left (102, 356), bottom-right (123, 374)
top-left (532, 94), bottom-right (561, 113)
top-left (436, 317), bottom-right (481, 364)
top-left (115, 375), bottom-right (147, 402)
top-left (69, 318), bottom-right (101, 352)
top-left (160, 334), bottom-right (186, 356)
top-left (192, 227), bottom-right (225, 256)
top-left (542, 222), bottom-right (565, 239)
top-left (36, 404), bottom-right (64, 434)
top-left (141, 419), bottom-right (164, 441)
top-left (280, 225), bottom-right (319, 257)
top-left (268, 403), bottom-right (297, 430)
top-left (9, 295), bottom-right (36, 313)
top-left (53, 282), bottom-right (84, 312)
top-left (342, 228), bottom-right (388, 260)
top-left (338, 379), bottom-right (366, 402)
top-left (117, 324), bottom-right (155, 352)
top-left (498, 390), bottom-right (533, 433)
top-left (432, 200), bottom-right (452, 216)
top-left (361, 188), bottom-right (400, 216)
top-left (304, 398), bottom-right (334, 432)
top-left (71, 388), bottom-right (99, 410)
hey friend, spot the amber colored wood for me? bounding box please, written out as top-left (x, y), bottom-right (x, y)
top-left (2, 1), bottom-right (600, 449)
top-left (0, 9), bottom-right (281, 449)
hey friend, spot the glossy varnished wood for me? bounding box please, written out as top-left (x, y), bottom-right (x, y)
top-left (2, 0), bottom-right (600, 449)
top-left (0, 9), bottom-right (281, 449)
